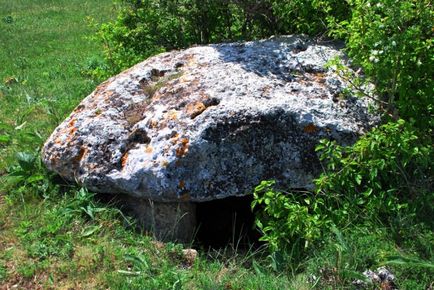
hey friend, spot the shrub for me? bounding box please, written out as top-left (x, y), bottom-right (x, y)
top-left (91, 0), bottom-right (282, 77)
top-left (315, 119), bottom-right (433, 224)
top-left (252, 180), bottom-right (328, 257)
top-left (270, 0), bottom-right (349, 36)
top-left (252, 120), bottom-right (433, 260)
top-left (90, 0), bottom-right (351, 78)
top-left (252, 1), bottom-right (433, 267)
top-left (328, 0), bottom-right (433, 127)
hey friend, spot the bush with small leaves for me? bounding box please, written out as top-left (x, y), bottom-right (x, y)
top-left (328, 0), bottom-right (433, 127)
top-left (252, 120), bottom-right (433, 266)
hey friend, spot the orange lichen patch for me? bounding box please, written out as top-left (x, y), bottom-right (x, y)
top-left (182, 91), bottom-right (219, 119)
top-left (178, 180), bottom-right (185, 189)
top-left (68, 118), bottom-right (76, 128)
top-left (167, 110), bottom-right (178, 120)
top-left (186, 101), bottom-right (206, 119)
top-left (160, 159), bottom-right (169, 167)
top-left (65, 129), bottom-right (78, 144)
top-left (73, 104), bottom-right (85, 113)
top-left (176, 138), bottom-right (189, 157)
top-left (310, 72), bottom-right (326, 86)
top-left (69, 126), bottom-right (77, 135)
top-left (170, 133), bottom-right (180, 145)
top-left (179, 193), bottom-right (191, 202)
top-left (145, 145), bottom-right (153, 153)
top-left (63, 118), bottom-right (79, 141)
top-left (74, 147), bottom-right (88, 162)
top-left (185, 54), bottom-right (197, 67)
top-left (54, 123), bottom-right (78, 145)
top-left (121, 152), bottom-right (129, 168)
top-left (148, 118), bottom-right (158, 128)
top-left (180, 138), bottom-right (189, 146)
top-left (304, 123), bottom-right (318, 134)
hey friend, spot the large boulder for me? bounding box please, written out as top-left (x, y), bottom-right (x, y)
top-left (42, 35), bottom-right (376, 240)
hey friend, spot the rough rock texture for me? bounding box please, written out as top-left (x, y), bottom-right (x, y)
top-left (119, 196), bottom-right (196, 242)
top-left (42, 35), bottom-right (376, 202)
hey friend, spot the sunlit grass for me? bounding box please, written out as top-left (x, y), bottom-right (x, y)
top-left (0, 0), bottom-right (114, 168)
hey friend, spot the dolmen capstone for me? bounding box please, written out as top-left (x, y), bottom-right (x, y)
top-left (42, 35), bottom-right (376, 242)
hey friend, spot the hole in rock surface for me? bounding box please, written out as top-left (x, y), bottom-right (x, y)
top-left (194, 195), bottom-right (262, 249)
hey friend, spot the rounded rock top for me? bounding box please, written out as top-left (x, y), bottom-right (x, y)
top-left (42, 35), bottom-right (377, 202)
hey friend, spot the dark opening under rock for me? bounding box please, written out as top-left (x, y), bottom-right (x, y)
top-left (42, 35), bottom-right (378, 242)
top-left (196, 195), bottom-right (261, 248)
top-left (114, 194), bottom-right (260, 246)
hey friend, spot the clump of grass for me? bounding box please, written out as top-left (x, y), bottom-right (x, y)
top-left (142, 71), bottom-right (183, 97)
top-left (0, 184), bottom-right (297, 288)
top-left (0, 262), bottom-right (6, 282)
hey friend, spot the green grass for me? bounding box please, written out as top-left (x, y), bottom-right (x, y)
top-left (1, 0), bottom-right (433, 289)
top-left (0, 188), bottom-right (301, 289)
top-left (0, 0), bottom-right (114, 168)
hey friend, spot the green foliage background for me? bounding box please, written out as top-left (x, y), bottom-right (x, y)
top-left (90, 0), bottom-right (350, 78)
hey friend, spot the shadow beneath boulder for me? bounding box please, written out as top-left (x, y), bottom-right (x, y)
top-left (195, 195), bottom-right (262, 249)
top-left (95, 192), bottom-right (262, 249)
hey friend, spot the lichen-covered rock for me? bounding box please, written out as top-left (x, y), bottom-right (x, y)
top-left (42, 35), bottom-right (376, 202)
